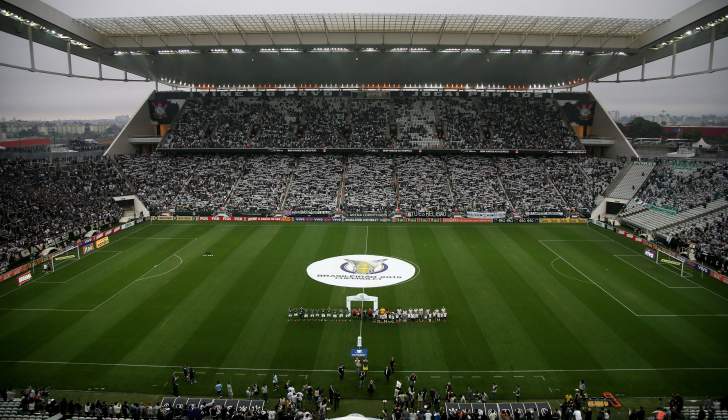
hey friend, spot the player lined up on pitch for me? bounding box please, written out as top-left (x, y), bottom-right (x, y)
top-left (287, 307), bottom-right (448, 322)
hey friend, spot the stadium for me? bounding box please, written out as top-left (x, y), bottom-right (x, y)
top-left (0, 0), bottom-right (727, 419)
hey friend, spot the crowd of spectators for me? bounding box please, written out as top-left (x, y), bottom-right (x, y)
top-left (393, 99), bottom-right (439, 149)
top-left (0, 157), bottom-right (124, 272)
top-left (341, 156), bottom-right (397, 215)
top-left (480, 97), bottom-right (581, 151)
top-left (396, 156), bottom-right (453, 215)
top-left (227, 156), bottom-right (293, 216)
top-left (438, 98), bottom-right (482, 149)
top-left (285, 156), bottom-right (343, 214)
top-left (116, 155), bottom-right (202, 215)
top-left (160, 96), bottom-right (583, 151)
top-left (447, 156), bottom-right (510, 214)
top-left (495, 158), bottom-right (565, 215)
top-left (663, 210), bottom-right (728, 273)
top-left (173, 157), bottom-right (245, 216)
top-left (350, 100), bottom-right (392, 148)
top-left (632, 160), bottom-right (728, 212)
top-left (116, 154), bottom-right (621, 219)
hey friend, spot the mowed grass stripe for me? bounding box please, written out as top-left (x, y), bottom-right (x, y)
top-left (0, 224), bottom-right (181, 357)
top-left (22, 224), bottom-right (205, 364)
top-left (168, 225), bottom-right (301, 368)
top-left (93, 225), bottom-right (273, 388)
top-left (308, 226), bottom-right (372, 372)
top-left (439, 226), bottom-right (545, 370)
top-left (362, 225), bottom-right (404, 376)
top-left (383, 226), bottom-right (450, 372)
top-left (414, 226), bottom-right (495, 371)
top-left (268, 225), bottom-right (358, 370)
top-left (72, 225), bottom-right (264, 366)
top-left (484, 226), bottom-right (610, 370)
top-left (533, 231), bottom-right (708, 371)
top-left (213, 225), bottom-right (330, 369)
top-left (114, 225), bottom-right (278, 366)
top-left (0, 223), bottom-right (727, 398)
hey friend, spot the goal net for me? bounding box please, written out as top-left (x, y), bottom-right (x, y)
top-left (49, 246), bottom-right (80, 272)
top-left (655, 249), bottom-right (690, 278)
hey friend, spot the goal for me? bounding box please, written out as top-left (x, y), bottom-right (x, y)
top-left (45, 245), bottom-right (80, 272)
top-left (655, 249), bottom-right (690, 278)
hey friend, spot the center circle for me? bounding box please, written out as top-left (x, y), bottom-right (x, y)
top-left (306, 254), bottom-right (417, 288)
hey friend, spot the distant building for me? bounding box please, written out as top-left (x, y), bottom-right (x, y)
top-left (662, 125), bottom-right (728, 139)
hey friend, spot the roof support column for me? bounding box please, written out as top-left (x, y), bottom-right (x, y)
top-left (28, 26), bottom-right (35, 71)
top-left (66, 41), bottom-right (72, 76)
top-left (670, 42), bottom-right (677, 78)
top-left (708, 26), bottom-right (715, 72)
top-left (640, 57), bottom-right (645, 81)
top-left (98, 55), bottom-right (103, 80)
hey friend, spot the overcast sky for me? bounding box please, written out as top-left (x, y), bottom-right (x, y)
top-left (1, 0), bottom-right (727, 120)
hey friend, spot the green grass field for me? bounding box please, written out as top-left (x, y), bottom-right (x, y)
top-left (1, 222), bottom-right (727, 401)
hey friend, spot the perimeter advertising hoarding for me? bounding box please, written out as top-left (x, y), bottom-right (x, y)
top-left (95, 236), bottom-right (110, 249)
top-left (540, 218), bottom-right (587, 224)
top-left (17, 271), bottom-right (32, 286)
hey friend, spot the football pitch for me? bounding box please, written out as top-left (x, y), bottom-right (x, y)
top-left (1, 222), bottom-right (727, 399)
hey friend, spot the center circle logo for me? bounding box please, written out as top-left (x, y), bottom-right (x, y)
top-left (307, 254), bottom-right (417, 288)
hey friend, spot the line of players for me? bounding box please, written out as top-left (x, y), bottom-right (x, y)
top-left (287, 307), bottom-right (448, 322)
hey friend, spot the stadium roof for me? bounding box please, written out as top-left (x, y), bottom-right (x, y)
top-left (75, 14), bottom-right (666, 48)
top-left (1, 0), bottom-right (728, 86)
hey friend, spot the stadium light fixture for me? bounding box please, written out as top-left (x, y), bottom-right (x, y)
top-left (158, 49), bottom-right (199, 55)
top-left (543, 50), bottom-right (563, 55)
top-left (210, 48), bottom-right (229, 54)
top-left (462, 48), bottom-right (482, 54)
top-left (231, 48), bottom-right (246, 54)
top-left (565, 50), bottom-right (584, 56)
top-left (514, 49), bottom-right (533, 55)
top-left (491, 49), bottom-right (511, 54)
top-left (388, 47), bottom-right (430, 53)
top-left (311, 47), bottom-right (350, 53)
top-left (1, 8), bottom-right (92, 49)
top-left (440, 48), bottom-right (461, 53)
top-left (650, 14), bottom-right (728, 50)
top-left (361, 47), bottom-right (379, 53)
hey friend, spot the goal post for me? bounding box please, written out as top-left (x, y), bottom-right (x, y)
top-left (49, 245), bottom-right (81, 272)
top-left (655, 249), bottom-right (688, 278)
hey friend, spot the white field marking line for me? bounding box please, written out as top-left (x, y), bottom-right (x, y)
top-left (538, 240), bottom-right (613, 242)
top-left (126, 237), bottom-right (197, 240)
top-left (636, 313), bottom-right (728, 317)
top-left (613, 255), bottom-right (686, 289)
top-left (0, 307), bottom-right (91, 312)
top-left (359, 225), bottom-right (369, 339)
top-left (0, 253), bottom-right (185, 313)
top-left (596, 226), bottom-right (728, 302)
top-left (549, 257), bottom-right (589, 285)
top-left (91, 252), bottom-right (187, 311)
top-left (136, 255), bottom-right (183, 281)
top-left (591, 226), bottom-right (728, 305)
top-left (538, 240), bottom-right (639, 316)
top-left (0, 267), bottom-right (60, 297)
top-left (36, 251), bottom-right (123, 285)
